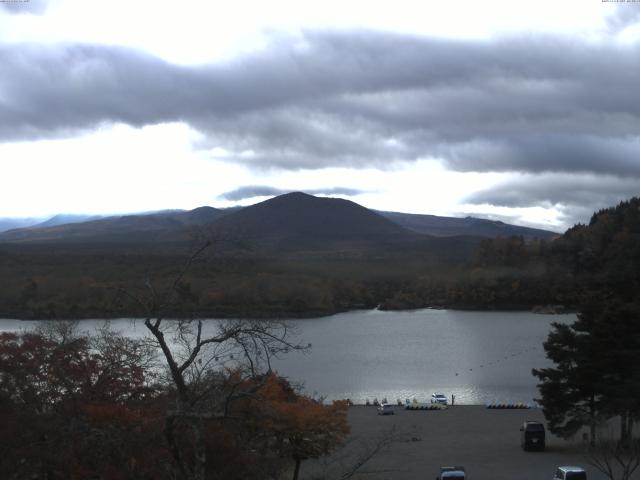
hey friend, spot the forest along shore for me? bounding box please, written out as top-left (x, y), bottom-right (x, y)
top-left (303, 405), bottom-right (598, 480)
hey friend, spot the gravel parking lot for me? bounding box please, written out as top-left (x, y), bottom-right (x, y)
top-left (303, 405), bottom-right (609, 480)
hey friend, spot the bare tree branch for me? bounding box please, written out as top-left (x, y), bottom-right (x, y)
top-left (586, 428), bottom-right (640, 480)
top-left (309, 426), bottom-right (413, 480)
top-left (116, 240), bottom-right (308, 480)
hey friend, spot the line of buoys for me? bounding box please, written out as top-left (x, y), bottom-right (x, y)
top-left (405, 404), bottom-right (447, 411)
top-left (457, 345), bottom-right (545, 378)
top-left (486, 403), bottom-right (531, 409)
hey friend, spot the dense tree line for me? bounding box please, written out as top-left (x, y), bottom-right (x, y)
top-left (0, 248), bottom-right (455, 319)
top-left (0, 243), bottom-right (567, 319)
top-left (532, 198), bottom-right (640, 461)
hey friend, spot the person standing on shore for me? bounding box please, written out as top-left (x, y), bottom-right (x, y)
top-left (452, 394), bottom-right (455, 406)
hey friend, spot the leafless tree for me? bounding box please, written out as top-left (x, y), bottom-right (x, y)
top-left (309, 426), bottom-right (413, 480)
top-left (119, 242), bottom-right (306, 480)
top-left (35, 319), bottom-right (80, 345)
top-left (586, 427), bottom-right (640, 480)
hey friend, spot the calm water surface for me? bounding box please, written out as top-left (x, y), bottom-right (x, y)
top-left (0, 309), bottom-right (574, 405)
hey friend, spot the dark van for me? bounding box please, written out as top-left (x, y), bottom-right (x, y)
top-left (520, 421), bottom-right (545, 451)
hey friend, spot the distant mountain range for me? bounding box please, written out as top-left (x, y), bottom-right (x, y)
top-left (34, 214), bottom-right (105, 228)
top-left (0, 217), bottom-right (44, 233)
top-left (377, 211), bottom-right (557, 239)
top-left (0, 214), bottom-right (102, 233)
top-left (0, 207), bottom-right (227, 245)
top-left (0, 193), bottom-right (558, 250)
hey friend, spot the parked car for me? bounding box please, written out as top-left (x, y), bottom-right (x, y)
top-left (520, 420), bottom-right (546, 451)
top-left (436, 466), bottom-right (465, 480)
top-left (431, 393), bottom-right (448, 405)
top-left (553, 466), bottom-right (586, 480)
top-left (377, 403), bottom-right (394, 415)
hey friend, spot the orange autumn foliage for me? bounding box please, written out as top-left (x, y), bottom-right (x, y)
top-left (254, 374), bottom-right (350, 461)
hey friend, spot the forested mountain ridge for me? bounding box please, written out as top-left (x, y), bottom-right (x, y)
top-left (378, 210), bottom-right (558, 239)
top-left (0, 195), bottom-right (635, 320)
top-left (0, 192), bottom-right (556, 244)
top-left (554, 197), bottom-right (640, 301)
top-left (205, 192), bottom-right (417, 254)
top-left (0, 207), bottom-right (227, 245)
top-left (458, 197), bottom-right (640, 310)
top-left (212, 192), bottom-right (409, 237)
top-left (531, 199), bottom-right (640, 449)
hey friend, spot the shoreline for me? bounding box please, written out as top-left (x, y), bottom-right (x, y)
top-left (4, 304), bottom-right (575, 322)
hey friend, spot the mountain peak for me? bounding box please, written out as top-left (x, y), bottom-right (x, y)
top-left (210, 192), bottom-right (410, 250)
top-left (279, 191), bottom-right (311, 199)
top-left (264, 191), bottom-right (328, 204)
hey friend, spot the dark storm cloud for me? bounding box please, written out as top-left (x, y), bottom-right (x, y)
top-left (0, 0), bottom-right (49, 15)
top-left (466, 174), bottom-right (639, 208)
top-left (218, 186), bottom-right (368, 201)
top-left (1, 31), bottom-right (640, 177)
top-left (465, 174), bottom-right (640, 226)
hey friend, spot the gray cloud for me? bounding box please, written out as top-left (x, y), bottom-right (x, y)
top-left (465, 173), bottom-right (640, 227)
top-left (606, 4), bottom-right (640, 32)
top-left (218, 186), bottom-right (369, 201)
top-left (1, 31), bottom-right (640, 179)
top-left (0, 0), bottom-right (50, 15)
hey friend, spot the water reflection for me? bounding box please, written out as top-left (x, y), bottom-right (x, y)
top-left (0, 309), bottom-right (574, 405)
top-left (269, 309), bottom-right (574, 405)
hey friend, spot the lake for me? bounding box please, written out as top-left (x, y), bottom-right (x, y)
top-left (0, 309), bottom-right (574, 405)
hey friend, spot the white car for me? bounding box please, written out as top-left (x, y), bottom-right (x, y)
top-left (377, 403), bottom-right (394, 415)
top-left (553, 466), bottom-right (586, 480)
top-left (431, 393), bottom-right (448, 405)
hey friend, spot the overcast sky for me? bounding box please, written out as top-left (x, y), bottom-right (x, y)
top-left (1, 0), bottom-right (639, 231)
